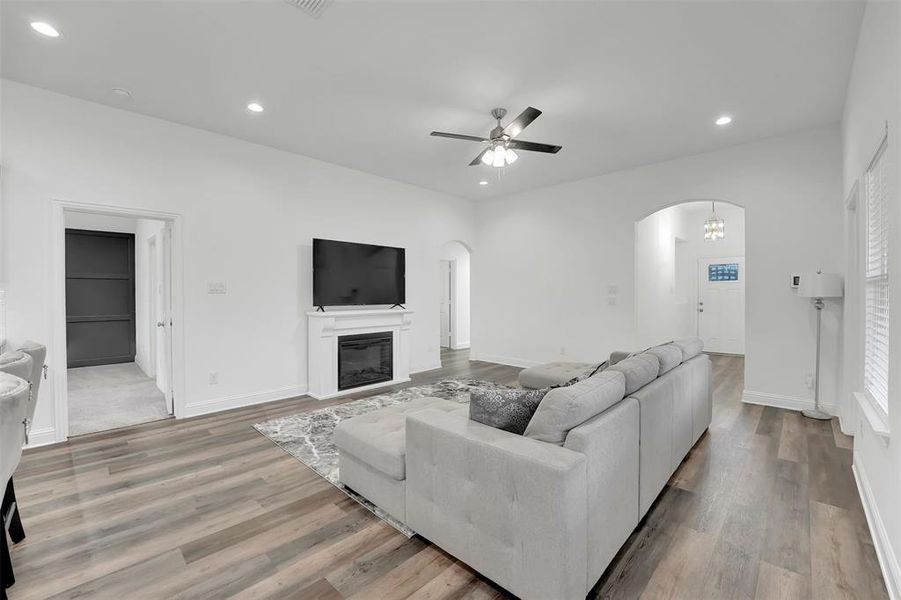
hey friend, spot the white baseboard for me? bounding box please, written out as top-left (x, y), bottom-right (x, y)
top-left (450, 343), bottom-right (470, 351)
top-left (468, 353), bottom-right (541, 369)
top-left (183, 384), bottom-right (308, 418)
top-left (853, 462), bottom-right (901, 600)
top-left (411, 362), bottom-right (442, 374)
top-left (25, 426), bottom-right (60, 449)
top-left (741, 389), bottom-right (837, 415)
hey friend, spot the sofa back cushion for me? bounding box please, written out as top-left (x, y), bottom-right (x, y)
top-left (674, 337), bottom-right (704, 361)
top-left (524, 370), bottom-right (626, 446)
top-left (608, 353), bottom-right (660, 395)
top-left (469, 388), bottom-right (550, 435)
top-left (644, 344), bottom-right (682, 375)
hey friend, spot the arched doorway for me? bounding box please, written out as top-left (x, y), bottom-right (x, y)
top-left (438, 241), bottom-right (471, 362)
top-left (634, 200), bottom-right (746, 354)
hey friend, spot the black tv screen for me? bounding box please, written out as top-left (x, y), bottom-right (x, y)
top-left (313, 239), bottom-right (405, 306)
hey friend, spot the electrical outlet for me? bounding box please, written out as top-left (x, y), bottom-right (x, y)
top-left (805, 373), bottom-right (814, 389)
top-left (209, 371), bottom-right (219, 385)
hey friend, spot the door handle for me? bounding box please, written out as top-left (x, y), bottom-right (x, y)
top-left (157, 321), bottom-right (166, 328)
top-left (698, 308), bottom-right (704, 313)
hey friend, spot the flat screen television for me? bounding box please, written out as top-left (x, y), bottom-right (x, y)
top-left (313, 238), bottom-right (405, 307)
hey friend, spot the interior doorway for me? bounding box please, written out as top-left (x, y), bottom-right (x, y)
top-left (60, 210), bottom-right (176, 436)
top-left (438, 241), bottom-right (471, 364)
top-left (634, 200), bottom-right (746, 355)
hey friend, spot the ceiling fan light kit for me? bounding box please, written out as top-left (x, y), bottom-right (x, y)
top-left (430, 106), bottom-right (562, 168)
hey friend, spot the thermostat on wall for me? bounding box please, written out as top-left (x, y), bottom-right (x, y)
top-left (791, 273), bottom-right (801, 289)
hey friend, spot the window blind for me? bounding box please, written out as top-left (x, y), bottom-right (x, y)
top-left (864, 135), bottom-right (890, 412)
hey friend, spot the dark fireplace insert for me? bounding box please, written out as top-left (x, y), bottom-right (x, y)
top-left (338, 332), bottom-right (393, 391)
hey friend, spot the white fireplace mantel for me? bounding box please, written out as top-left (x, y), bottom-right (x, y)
top-left (306, 308), bottom-right (414, 400)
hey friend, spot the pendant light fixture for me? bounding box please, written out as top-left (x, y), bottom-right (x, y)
top-left (704, 201), bottom-right (725, 241)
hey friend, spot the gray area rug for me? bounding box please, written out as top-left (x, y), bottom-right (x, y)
top-left (253, 378), bottom-right (509, 536)
top-left (68, 363), bottom-right (170, 436)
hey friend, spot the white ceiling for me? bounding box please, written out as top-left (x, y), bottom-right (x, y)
top-left (1, 1), bottom-right (864, 200)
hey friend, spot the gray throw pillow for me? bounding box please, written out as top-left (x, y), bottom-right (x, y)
top-left (469, 388), bottom-right (550, 435)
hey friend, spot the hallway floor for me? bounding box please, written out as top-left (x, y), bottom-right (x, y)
top-left (67, 362), bottom-right (170, 436)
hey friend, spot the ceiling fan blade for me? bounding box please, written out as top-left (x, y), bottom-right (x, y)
top-left (503, 107), bottom-right (542, 138)
top-left (507, 139), bottom-right (562, 154)
top-left (430, 131), bottom-right (490, 143)
top-left (469, 147), bottom-right (489, 166)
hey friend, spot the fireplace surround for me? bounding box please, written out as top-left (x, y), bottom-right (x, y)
top-left (306, 308), bottom-right (413, 399)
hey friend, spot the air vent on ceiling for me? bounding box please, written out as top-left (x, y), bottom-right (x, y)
top-left (284, 0), bottom-right (333, 18)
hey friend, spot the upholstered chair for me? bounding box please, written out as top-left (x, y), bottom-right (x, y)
top-left (0, 342), bottom-right (44, 599)
top-left (11, 342), bottom-right (46, 437)
top-left (0, 371), bottom-right (30, 597)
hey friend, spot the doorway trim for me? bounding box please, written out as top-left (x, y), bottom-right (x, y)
top-left (49, 200), bottom-right (185, 444)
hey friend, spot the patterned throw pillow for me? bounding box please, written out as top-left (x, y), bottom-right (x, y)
top-left (469, 388), bottom-right (550, 435)
top-left (557, 360), bottom-right (608, 388)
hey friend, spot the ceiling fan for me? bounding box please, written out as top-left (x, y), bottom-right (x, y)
top-left (430, 107), bottom-right (562, 167)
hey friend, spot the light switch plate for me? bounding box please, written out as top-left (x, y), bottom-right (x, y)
top-left (207, 281), bottom-right (227, 295)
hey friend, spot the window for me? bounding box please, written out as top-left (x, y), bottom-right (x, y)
top-left (707, 263), bottom-right (740, 282)
top-left (864, 135), bottom-right (890, 413)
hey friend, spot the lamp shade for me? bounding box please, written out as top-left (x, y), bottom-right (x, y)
top-left (798, 271), bottom-right (843, 298)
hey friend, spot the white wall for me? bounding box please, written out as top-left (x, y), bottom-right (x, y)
top-left (840, 2), bottom-right (901, 597)
top-left (473, 127), bottom-right (843, 414)
top-left (634, 201), bottom-right (745, 349)
top-left (1, 81), bottom-right (475, 444)
top-left (65, 212), bottom-right (137, 234)
top-left (439, 241), bottom-right (471, 349)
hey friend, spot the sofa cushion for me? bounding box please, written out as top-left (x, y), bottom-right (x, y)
top-left (523, 370), bottom-right (626, 446)
top-left (469, 387), bottom-right (549, 435)
top-left (518, 361), bottom-right (598, 389)
top-left (608, 353), bottom-right (660, 395)
top-left (674, 337), bottom-right (704, 361)
top-left (644, 344), bottom-right (683, 375)
top-left (334, 397), bottom-right (465, 481)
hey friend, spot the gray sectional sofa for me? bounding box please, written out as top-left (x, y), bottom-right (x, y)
top-left (334, 338), bottom-right (711, 600)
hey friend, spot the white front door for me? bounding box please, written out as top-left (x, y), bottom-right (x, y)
top-left (697, 257), bottom-right (745, 354)
top-left (439, 260), bottom-right (452, 348)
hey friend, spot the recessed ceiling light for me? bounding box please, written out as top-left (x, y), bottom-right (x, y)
top-left (246, 102), bottom-right (264, 113)
top-left (479, 181), bottom-right (488, 186)
top-left (715, 115), bottom-right (733, 126)
top-left (30, 21), bottom-right (60, 38)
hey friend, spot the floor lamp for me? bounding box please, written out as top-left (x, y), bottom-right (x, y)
top-left (798, 271), bottom-right (844, 420)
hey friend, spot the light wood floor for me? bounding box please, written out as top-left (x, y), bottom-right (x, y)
top-left (8, 350), bottom-right (887, 599)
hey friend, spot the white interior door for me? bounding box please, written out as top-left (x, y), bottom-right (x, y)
top-left (697, 257), bottom-right (745, 354)
top-left (147, 236), bottom-right (158, 378)
top-left (156, 225), bottom-right (174, 414)
top-left (439, 260), bottom-right (452, 348)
